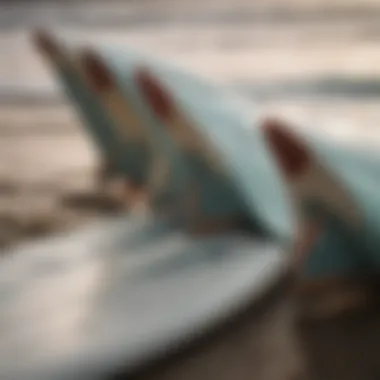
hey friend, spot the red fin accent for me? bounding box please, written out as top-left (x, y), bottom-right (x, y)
top-left (135, 68), bottom-right (174, 122)
top-left (82, 52), bottom-right (114, 93)
top-left (263, 118), bottom-right (311, 180)
top-left (33, 29), bottom-right (59, 58)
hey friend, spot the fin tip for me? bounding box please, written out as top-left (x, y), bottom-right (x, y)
top-left (135, 67), bottom-right (173, 122)
top-left (81, 51), bottom-right (114, 93)
top-left (263, 118), bottom-right (311, 180)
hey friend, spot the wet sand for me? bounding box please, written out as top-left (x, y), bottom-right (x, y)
top-left (0, 102), bottom-right (125, 247)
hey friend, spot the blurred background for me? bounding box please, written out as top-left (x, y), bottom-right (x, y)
top-left (0, 0), bottom-right (380, 379)
top-left (2, 0), bottom-right (380, 238)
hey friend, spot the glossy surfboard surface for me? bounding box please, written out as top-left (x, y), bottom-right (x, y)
top-left (33, 31), bottom-right (380, 282)
top-left (0, 216), bottom-right (288, 380)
